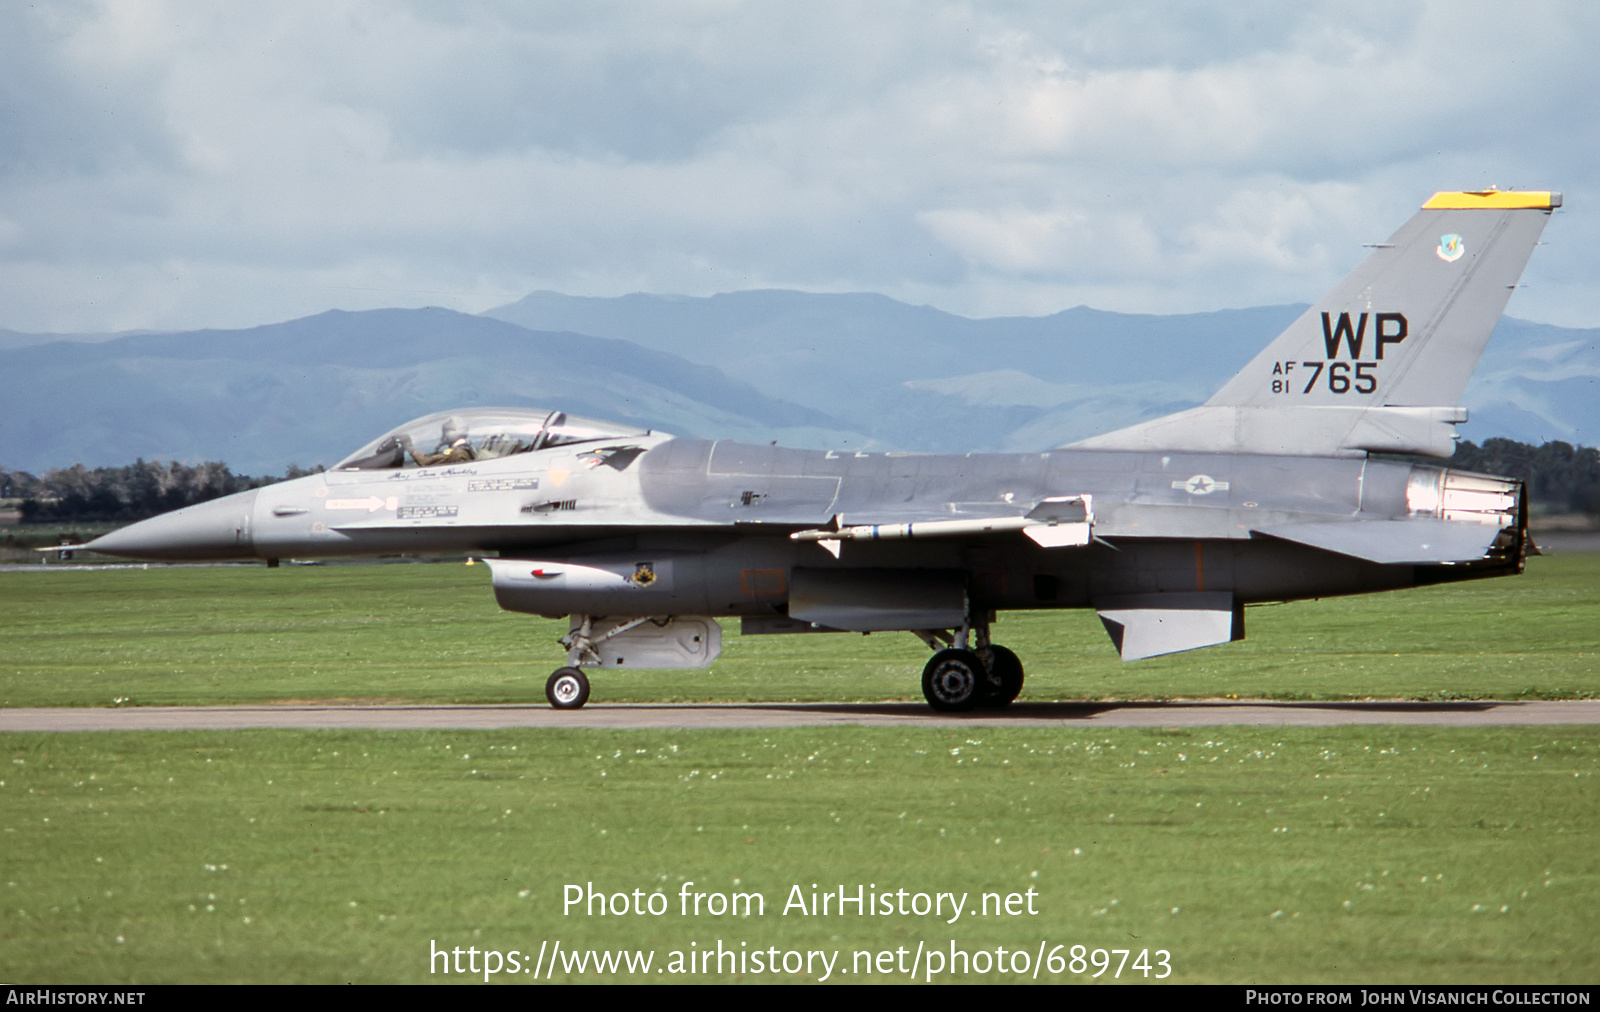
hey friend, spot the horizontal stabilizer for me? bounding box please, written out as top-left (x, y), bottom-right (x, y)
top-left (1096, 592), bottom-right (1243, 661)
top-left (1069, 405), bottom-right (1465, 458)
top-left (1253, 518), bottom-right (1504, 564)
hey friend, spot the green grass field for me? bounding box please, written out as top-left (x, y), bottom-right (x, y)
top-left (2, 726), bottom-right (1596, 983)
top-left (2, 554), bottom-right (1597, 708)
top-left (1, 555), bottom-right (1596, 983)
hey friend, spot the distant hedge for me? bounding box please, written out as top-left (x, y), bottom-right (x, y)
top-left (1450, 439), bottom-right (1600, 516)
top-left (3, 460), bottom-right (322, 523)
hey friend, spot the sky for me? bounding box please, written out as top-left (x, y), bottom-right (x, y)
top-left (3, 0), bottom-right (1598, 334)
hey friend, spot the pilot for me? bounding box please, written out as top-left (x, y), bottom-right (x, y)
top-left (402, 417), bottom-right (476, 467)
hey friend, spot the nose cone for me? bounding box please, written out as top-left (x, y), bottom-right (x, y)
top-left (85, 490), bottom-right (260, 561)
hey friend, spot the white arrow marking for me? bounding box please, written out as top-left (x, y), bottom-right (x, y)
top-left (325, 496), bottom-right (397, 513)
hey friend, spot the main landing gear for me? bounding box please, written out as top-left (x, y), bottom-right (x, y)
top-left (915, 613), bottom-right (1025, 712)
top-left (537, 611), bottom-right (1021, 713)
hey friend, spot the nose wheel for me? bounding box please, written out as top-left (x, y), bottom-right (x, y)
top-left (545, 667), bottom-right (591, 709)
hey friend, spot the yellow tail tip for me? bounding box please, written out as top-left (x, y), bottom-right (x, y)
top-left (1423, 190), bottom-right (1561, 210)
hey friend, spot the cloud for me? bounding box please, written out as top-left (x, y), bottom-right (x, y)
top-left (2, 0), bottom-right (1597, 332)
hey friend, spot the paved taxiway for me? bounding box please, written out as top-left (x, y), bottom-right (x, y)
top-left (3, 699), bottom-right (1598, 732)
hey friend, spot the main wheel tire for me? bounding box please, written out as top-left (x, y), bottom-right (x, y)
top-left (922, 649), bottom-right (985, 711)
top-left (981, 645), bottom-right (1025, 707)
top-left (545, 667), bottom-right (591, 710)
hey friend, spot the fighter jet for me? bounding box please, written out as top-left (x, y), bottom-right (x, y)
top-left (74, 190), bottom-right (1560, 710)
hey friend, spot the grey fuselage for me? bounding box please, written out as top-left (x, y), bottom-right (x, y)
top-left (94, 433), bottom-right (1520, 619)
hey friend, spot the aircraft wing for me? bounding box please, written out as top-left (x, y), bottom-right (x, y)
top-left (1252, 518), bottom-right (1507, 564)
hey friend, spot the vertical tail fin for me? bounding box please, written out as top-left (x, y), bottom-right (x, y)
top-left (1071, 190), bottom-right (1559, 457)
top-left (1208, 190), bottom-right (1559, 409)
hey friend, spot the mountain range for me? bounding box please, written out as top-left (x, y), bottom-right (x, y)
top-left (2, 291), bottom-right (1595, 475)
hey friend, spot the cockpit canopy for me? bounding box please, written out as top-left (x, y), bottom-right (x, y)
top-left (334, 408), bottom-right (652, 471)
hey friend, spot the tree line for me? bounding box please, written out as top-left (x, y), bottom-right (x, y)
top-left (2, 438), bottom-right (1597, 523)
top-left (1, 460), bottom-right (322, 523)
top-left (1449, 439), bottom-right (1600, 516)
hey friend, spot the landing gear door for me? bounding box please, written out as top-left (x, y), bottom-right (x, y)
top-left (568, 616), bottom-right (722, 669)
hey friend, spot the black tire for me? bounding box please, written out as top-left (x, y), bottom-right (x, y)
top-left (545, 667), bottom-right (591, 710)
top-left (981, 645), bottom-right (1025, 707)
top-left (921, 649), bottom-right (985, 711)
